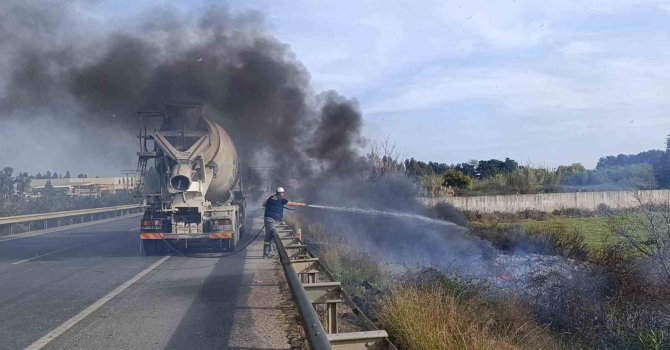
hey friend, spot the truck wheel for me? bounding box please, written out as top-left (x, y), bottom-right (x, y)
top-left (157, 240), bottom-right (171, 255)
top-left (215, 239), bottom-right (225, 252)
top-left (142, 240), bottom-right (156, 256)
top-left (215, 239), bottom-right (233, 252)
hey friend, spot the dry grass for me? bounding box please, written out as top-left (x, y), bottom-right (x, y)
top-left (379, 285), bottom-right (564, 350)
top-left (320, 244), bottom-right (381, 286)
top-left (285, 217), bottom-right (382, 287)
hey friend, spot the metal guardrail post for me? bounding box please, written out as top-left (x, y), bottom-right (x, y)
top-left (275, 223), bottom-right (396, 350)
top-left (328, 331), bottom-right (391, 350)
top-left (275, 229), bottom-right (333, 350)
top-left (326, 302), bottom-right (338, 334)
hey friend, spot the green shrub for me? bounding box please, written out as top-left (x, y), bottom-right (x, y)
top-left (470, 222), bottom-right (588, 260)
top-left (419, 174), bottom-right (453, 196)
top-left (442, 169), bottom-right (472, 189)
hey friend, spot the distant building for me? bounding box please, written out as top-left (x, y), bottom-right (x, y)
top-left (29, 177), bottom-right (137, 197)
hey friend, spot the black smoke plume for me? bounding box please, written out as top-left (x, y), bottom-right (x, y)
top-left (0, 1), bottom-right (364, 180)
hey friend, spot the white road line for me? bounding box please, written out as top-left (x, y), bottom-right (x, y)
top-left (25, 256), bottom-right (171, 350)
top-left (128, 226), bottom-right (141, 231)
top-left (12, 243), bottom-right (91, 265)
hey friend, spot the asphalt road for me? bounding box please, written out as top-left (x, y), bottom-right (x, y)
top-left (0, 208), bottom-right (293, 350)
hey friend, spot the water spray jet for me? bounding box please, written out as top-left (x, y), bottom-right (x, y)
top-left (305, 204), bottom-right (466, 229)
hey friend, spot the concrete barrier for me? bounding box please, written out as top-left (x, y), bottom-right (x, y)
top-left (419, 189), bottom-right (670, 213)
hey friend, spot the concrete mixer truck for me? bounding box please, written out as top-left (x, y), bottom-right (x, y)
top-left (135, 103), bottom-right (246, 255)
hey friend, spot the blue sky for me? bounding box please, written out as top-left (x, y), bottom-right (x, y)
top-left (21, 1), bottom-right (670, 172)
top-left (229, 0), bottom-right (670, 168)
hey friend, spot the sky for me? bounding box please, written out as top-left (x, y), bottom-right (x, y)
top-left (3, 0), bottom-right (670, 174)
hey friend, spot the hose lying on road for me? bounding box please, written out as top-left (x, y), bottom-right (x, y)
top-left (156, 224), bottom-right (266, 261)
top-left (153, 206), bottom-right (296, 262)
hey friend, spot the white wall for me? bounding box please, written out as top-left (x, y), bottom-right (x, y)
top-left (419, 190), bottom-right (670, 213)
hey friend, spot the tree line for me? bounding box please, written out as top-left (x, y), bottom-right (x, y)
top-left (0, 167), bottom-right (91, 198)
top-left (404, 158), bottom-right (519, 180)
top-left (401, 134), bottom-right (670, 196)
top-left (0, 167), bottom-right (135, 217)
top-left (32, 170), bottom-right (89, 179)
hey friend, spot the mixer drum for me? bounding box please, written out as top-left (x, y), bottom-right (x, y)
top-left (203, 119), bottom-right (239, 204)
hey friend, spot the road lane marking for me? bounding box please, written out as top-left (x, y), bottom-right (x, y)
top-left (12, 243), bottom-right (91, 265)
top-left (129, 226), bottom-right (141, 231)
top-left (25, 255), bottom-right (171, 350)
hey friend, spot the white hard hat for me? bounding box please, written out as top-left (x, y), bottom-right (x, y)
top-left (276, 187), bottom-right (285, 193)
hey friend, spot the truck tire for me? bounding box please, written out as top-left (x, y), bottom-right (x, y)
top-left (157, 240), bottom-right (171, 255)
top-left (215, 239), bottom-right (234, 252)
top-left (142, 240), bottom-right (156, 256)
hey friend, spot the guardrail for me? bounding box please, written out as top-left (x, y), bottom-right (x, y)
top-left (273, 223), bottom-right (397, 350)
top-left (0, 204), bottom-right (144, 236)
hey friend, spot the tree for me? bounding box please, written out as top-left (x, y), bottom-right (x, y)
top-left (453, 162), bottom-right (476, 178)
top-left (556, 163), bottom-right (586, 175)
top-left (0, 167), bottom-right (14, 198)
top-left (476, 159), bottom-right (504, 179)
top-left (367, 139), bottom-right (404, 181)
top-left (653, 135), bottom-right (670, 188)
top-left (45, 171), bottom-right (52, 179)
top-left (44, 179), bottom-right (54, 197)
top-left (561, 164), bottom-right (657, 189)
top-left (428, 161), bottom-right (449, 174)
top-left (404, 158), bottom-right (434, 178)
top-left (472, 158), bottom-right (519, 179)
top-left (419, 174), bottom-right (453, 196)
top-left (15, 172), bottom-right (31, 196)
top-left (596, 150), bottom-right (664, 169)
top-left (442, 169), bottom-right (472, 189)
top-left (503, 157), bottom-right (519, 172)
top-left (64, 171), bottom-right (71, 178)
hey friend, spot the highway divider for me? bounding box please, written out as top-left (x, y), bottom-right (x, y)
top-left (273, 223), bottom-right (397, 350)
top-left (0, 205), bottom-right (144, 236)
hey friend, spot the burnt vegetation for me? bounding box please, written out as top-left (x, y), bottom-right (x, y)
top-left (291, 143), bottom-right (670, 349)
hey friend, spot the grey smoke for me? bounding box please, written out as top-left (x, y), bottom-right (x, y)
top-left (301, 175), bottom-right (498, 274)
top-left (300, 174), bottom-right (608, 326)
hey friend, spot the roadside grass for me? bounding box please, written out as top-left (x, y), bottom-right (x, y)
top-left (471, 216), bottom-right (615, 251)
top-left (288, 215), bottom-right (566, 350)
top-left (470, 220), bottom-right (590, 260)
top-left (289, 211), bottom-right (670, 350)
top-left (379, 283), bottom-right (564, 350)
top-left (468, 212), bottom-right (670, 349)
top-left (471, 215), bottom-right (654, 255)
top-left (525, 217), bottom-right (611, 247)
top-left (320, 243), bottom-right (381, 287)
top-left (285, 219), bottom-right (382, 287)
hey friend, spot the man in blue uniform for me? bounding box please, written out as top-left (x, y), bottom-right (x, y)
top-left (263, 187), bottom-right (306, 257)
